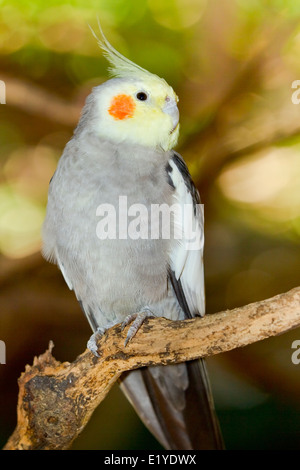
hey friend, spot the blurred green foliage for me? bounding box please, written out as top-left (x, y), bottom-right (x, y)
top-left (0, 0), bottom-right (299, 450)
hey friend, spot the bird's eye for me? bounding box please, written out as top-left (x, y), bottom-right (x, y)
top-left (136, 92), bottom-right (148, 101)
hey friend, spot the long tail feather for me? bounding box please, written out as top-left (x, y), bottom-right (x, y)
top-left (119, 359), bottom-right (224, 450)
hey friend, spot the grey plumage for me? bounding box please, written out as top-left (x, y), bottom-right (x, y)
top-left (42, 76), bottom-right (223, 449)
top-left (43, 96), bottom-right (181, 327)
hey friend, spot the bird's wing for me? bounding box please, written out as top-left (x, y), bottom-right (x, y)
top-left (167, 152), bottom-right (205, 318)
top-left (120, 153), bottom-right (224, 450)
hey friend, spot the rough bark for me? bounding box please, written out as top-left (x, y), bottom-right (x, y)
top-left (3, 286), bottom-right (300, 450)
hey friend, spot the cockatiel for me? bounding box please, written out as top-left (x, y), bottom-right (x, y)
top-left (42, 26), bottom-right (224, 450)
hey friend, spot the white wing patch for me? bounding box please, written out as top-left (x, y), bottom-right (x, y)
top-left (168, 158), bottom-right (205, 317)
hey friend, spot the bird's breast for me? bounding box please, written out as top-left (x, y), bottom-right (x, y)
top-left (52, 147), bottom-right (176, 322)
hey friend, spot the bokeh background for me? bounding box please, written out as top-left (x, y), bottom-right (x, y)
top-left (1, 0), bottom-right (300, 450)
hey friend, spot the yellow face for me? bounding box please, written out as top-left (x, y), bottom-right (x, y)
top-left (95, 77), bottom-right (180, 151)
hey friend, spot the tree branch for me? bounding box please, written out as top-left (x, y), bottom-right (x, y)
top-left (1, 74), bottom-right (81, 126)
top-left (3, 286), bottom-right (300, 450)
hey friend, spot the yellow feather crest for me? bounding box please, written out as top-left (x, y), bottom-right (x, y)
top-left (89, 19), bottom-right (161, 82)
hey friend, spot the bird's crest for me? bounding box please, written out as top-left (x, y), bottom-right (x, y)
top-left (89, 19), bottom-right (160, 82)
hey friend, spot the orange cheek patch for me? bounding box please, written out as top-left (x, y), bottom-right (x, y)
top-left (108, 94), bottom-right (136, 120)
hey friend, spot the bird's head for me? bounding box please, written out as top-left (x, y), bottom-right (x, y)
top-left (85, 25), bottom-right (180, 152)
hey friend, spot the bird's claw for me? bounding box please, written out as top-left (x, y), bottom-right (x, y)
top-left (121, 307), bottom-right (154, 346)
top-left (87, 326), bottom-right (107, 357)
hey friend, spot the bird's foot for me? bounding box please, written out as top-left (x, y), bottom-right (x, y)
top-left (87, 326), bottom-right (107, 357)
top-left (121, 307), bottom-right (154, 346)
